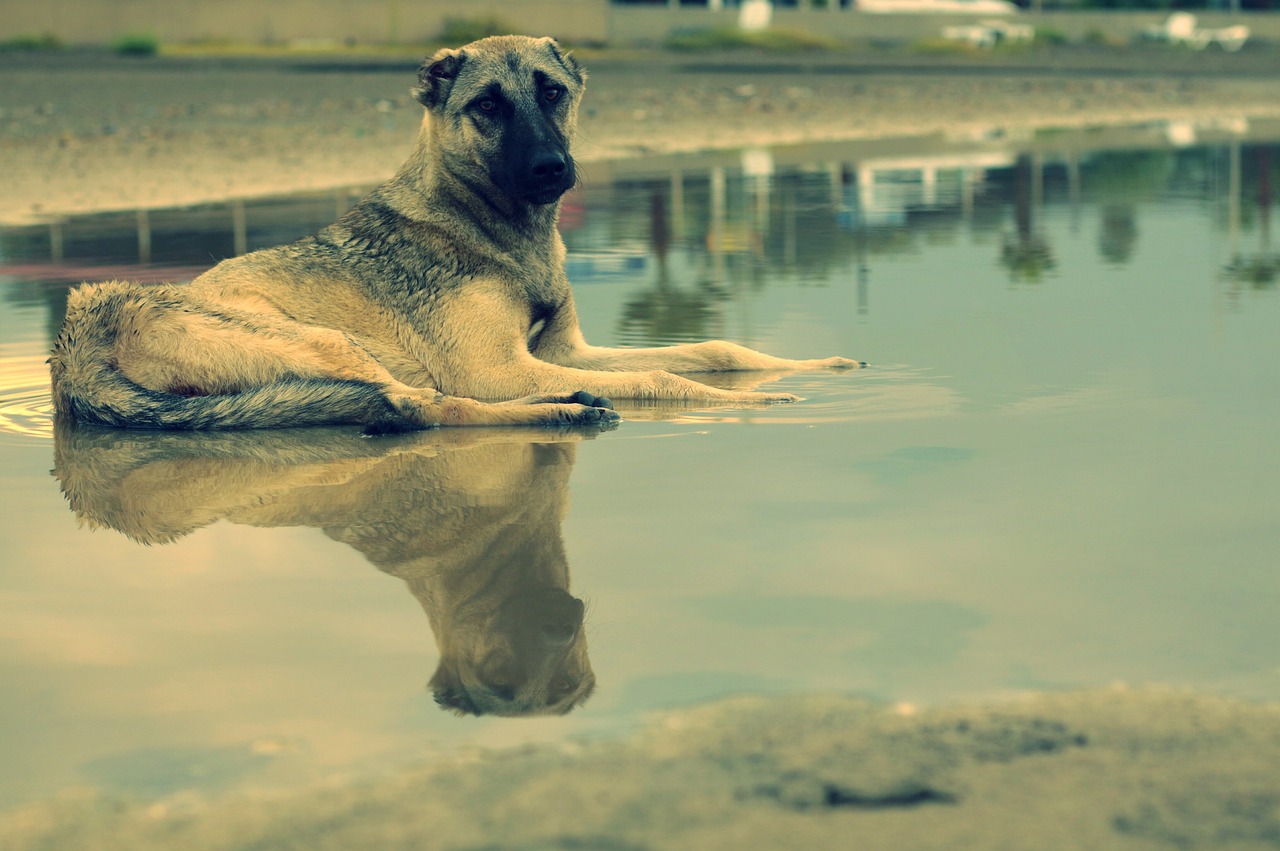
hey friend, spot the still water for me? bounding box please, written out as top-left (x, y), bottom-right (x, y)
top-left (1, 131), bottom-right (1277, 808)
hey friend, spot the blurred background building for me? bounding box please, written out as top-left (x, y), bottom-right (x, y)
top-left (2, 0), bottom-right (1274, 50)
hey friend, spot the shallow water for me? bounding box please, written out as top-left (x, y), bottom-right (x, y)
top-left (1, 130), bottom-right (1277, 809)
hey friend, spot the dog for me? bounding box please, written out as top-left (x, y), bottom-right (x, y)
top-left (53, 423), bottom-right (598, 716)
top-left (49, 35), bottom-right (862, 432)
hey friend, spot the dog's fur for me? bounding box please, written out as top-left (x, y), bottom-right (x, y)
top-left (54, 423), bottom-right (597, 716)
top-left (49, 35), bottom-right (860, 432)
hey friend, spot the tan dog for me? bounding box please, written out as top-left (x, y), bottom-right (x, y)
top-left (54, 423), bottom-right (598, 716)
top-left (50, 35), bottom-right (861, 432)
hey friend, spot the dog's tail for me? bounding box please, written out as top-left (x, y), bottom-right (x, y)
top-left (52, 365), bottom-right (409, 431)
top-left (50, 283), bottom-right (414, 432)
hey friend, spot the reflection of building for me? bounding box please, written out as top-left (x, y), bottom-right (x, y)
top-left (839, 151), bottom-right (1016, 227)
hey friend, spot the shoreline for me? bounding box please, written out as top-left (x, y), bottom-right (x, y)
top-left (4, 49), bottom-right (1280, 226)
top-left (3, 686), bottom-right (1279, 850)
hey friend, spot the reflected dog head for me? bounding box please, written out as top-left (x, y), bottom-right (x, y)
top-left (429, 584), bottom-right (594, 717)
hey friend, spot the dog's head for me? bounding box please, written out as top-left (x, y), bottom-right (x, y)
top-left (414, 35), bottom-right (586, 207)
top-left (429, 585), bottom-right (595, 717)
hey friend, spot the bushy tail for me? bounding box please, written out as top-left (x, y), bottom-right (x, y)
top-left (51, 337), bottom-right (409, 431)
top-left (54, 365), bottom-right (405, 430)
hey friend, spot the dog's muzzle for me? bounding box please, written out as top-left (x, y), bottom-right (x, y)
top-left (520, 144), bottom-right (575, 205)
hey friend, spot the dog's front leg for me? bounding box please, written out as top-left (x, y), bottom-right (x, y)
top-left (431, 289), bottom-right (800, 404)
top-left (530, 295), bottom-right (864, 375)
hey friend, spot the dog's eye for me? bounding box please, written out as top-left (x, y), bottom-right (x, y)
top-left (477, 98), bottom-right (497, 113)
top-left (543, 88), bottom-right (560, 104)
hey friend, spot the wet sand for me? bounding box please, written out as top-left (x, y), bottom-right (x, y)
top-left (3, 687), bottom-right (1279, 849)
top-left (4, 47), bottom-right (1280, 224)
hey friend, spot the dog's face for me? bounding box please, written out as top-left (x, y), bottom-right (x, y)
top-left (414, 36), bottom-right (586, 207)
top-left (430, 585), bottom-right (595, 717)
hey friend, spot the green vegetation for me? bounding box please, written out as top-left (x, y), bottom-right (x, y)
top-left (439, 15), bottom-right (517, 45)
top-left (1033, 27), bottom-right (1069, 46)
top-left (909, 37), bottom-right (989, 56)
top-left (665, 26), bottom-right (842, 52)
top-left (0, 33), bottom-right (63, 51)
top-left (111, 32), bottom-right (160, 56)
top-left (1082, 27), bottom-right (1128, 46)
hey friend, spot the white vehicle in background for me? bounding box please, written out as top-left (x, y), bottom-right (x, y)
top-left (856, 0), bottom-right (1020, 14)
top-left (1141, 13), bottom-right (1250, 51)
top-left (942, 18), bottom-right (1035, 47)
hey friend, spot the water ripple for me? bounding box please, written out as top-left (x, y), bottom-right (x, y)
top-left (0, 355), bottom-right (55, 441)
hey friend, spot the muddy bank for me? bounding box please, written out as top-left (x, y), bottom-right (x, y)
top-left (2, 687), bottom-right (1278, 850)
top-left (4, 49), bottom-right (1280, 225)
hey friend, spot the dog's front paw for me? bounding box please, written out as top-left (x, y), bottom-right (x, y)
top-left (556, 403), bottom-right (621, 426)
top-left (822, 357), bottom-right (867, 370)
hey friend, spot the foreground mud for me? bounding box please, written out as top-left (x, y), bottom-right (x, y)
top-left (2, 687), bottom-right (1278, 850)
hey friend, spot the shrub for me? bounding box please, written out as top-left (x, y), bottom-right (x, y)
top-left (111, 32), bottom-right (160, 56)
top-left (0, 33), bottom-right (63, 51)
top-left (665, 26), bottom-right (841, 52)
top-left (440, 15), bottom-right (516, 44)
top-left (910, 36), bottom-right (984, 55)
top-left (1033, 27), bottom-right (1069, 46)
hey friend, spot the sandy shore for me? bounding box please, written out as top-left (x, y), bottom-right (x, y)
top-left (4, 47), bottom-right (1280, 225)
top-left (3, 686), bottom-right (1279, 849)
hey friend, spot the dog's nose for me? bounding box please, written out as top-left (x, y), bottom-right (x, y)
top-left (538, 593), bottom-right (584, 646)
top-left (540, 620), bottom-right (578, 646)
top-left (529, 149), bottom-right (567, 182)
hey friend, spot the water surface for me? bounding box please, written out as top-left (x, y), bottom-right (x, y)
top-left (1, 128), bottom-right (1277, 808)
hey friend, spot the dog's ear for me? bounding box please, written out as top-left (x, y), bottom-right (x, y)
top-left (413, 48), bottom-right (465, 109)
top-left (539, 36), bottom-right (585, 85)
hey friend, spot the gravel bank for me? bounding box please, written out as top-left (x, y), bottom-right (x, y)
top-left (4, 48), bottom-right (1280, 224)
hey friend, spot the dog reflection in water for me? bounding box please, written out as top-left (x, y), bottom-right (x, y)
top-left (52, 422), bottom-right (598, 716)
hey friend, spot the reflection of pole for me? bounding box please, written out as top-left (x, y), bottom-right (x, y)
top-left (1031, 152), bottom-right (1044, 233)
top-left (921, 165), bottom-right (937, 207)
top-left (1258, 147), bottom-right (1273, 254)
top-left (754, 174), bottom-right (769, 236)
top-left (136, 209), bottom-right (151, 265)
top-left (961, 167), bottom-right (975, 227)
top-left (710, 166), bottom-right (726, 284)
top-left (857, 164), bottom-right (874, 216)
top-left (783, 186), bottom-right (797, 268)
top-left (1067, 152), bottom-right (1081, 236)
top-left (852, 166), bottom-right (869, 316)
top-left (232, 199), bottom-right (247, 257)
top-left (49, 219), bottom-right (64, 263)
top-left (1227, 141), bottom-right (1241, 262)
top-left (670, 170), bottom-right (685, 239)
